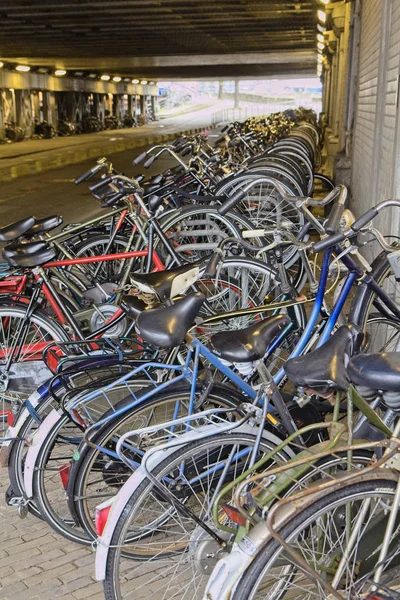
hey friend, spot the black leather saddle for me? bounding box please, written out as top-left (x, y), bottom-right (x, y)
top-left (148, 194), bottom-right (164, 214)
top-left (3, 241), bottom-right (56, 268)
top-left (26, 215), bottom-right (63, 236)
top-left (130, 262), bottom-right (200, 301)
top-left (210, 314), bottom-right (291, 363)
top-left (0, 217), bottom-right (36, 242)
top-left (348, 352), bottom-right (400, 392)
top-left (143, 183), bottom-right (161, 196)
top-left (284, 324), bottom-right (363, 394)
top-left (136, 292), bottom-right (205, 348)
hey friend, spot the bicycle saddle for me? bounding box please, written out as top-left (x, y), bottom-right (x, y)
top-left (209, 314), bottom-right (291, 363)
top-left (284, 324), bottom-right (364, 394)
top-left (135, 292), bottom-right (205, 348)
top-left (348, 352), bottom-right (400, 393)
top-left (148, 194), bottom-right (164, 213)
top-left (0, 217), bottom-right (36, 242)
top-left (143, 183), bottom-right (161, 196)
top-left (3, 241), bottom-right (56, 268)
top-left (25, 215), bottom-right (63, 236)
top-left (130, 262), bottom-right (201, 301)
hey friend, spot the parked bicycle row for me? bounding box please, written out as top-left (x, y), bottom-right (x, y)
top-left (3, 109), bottom-right (158, 143)
top-left (2, 108), bottom-right (399, 600)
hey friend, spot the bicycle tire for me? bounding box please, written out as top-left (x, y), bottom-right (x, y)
top-left (103, 431), bottom-right (291, 600)
top-left (231, 477), bottom-right (398, 600)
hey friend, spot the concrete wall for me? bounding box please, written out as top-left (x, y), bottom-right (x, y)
top-left (351, 0), bottom-right (400, 243)
top-left (322, 0), bottom-right (400, 246)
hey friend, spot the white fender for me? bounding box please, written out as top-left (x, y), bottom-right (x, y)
top-left (202, 521), bottom-right (273, 599)
top-left (95, 423), bottom-right (288, 581)
top-left (23, 409), bottom-right (62, 498)
top-left (2, 389), bottom-right (45, 447)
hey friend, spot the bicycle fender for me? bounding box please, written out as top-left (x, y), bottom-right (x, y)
top-left (23, 409), bottom-right (62, 498)
top-left (95, 423), bottom-right (290, 581)
top-left (2, 387), bottom-right (48, 447)
top-left (204, 520), bottom-right (271, 600)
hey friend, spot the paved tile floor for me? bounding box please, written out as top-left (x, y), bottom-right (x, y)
top-left (0, 467), bottom-right (103, 600)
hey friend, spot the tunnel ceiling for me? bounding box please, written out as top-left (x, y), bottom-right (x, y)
top-left (0, 0), bottom-right (318, 79)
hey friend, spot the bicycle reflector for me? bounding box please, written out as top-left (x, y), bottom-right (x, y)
top-left (95, 500), bottom-right (112, 536)
top-left (59, 463), bottom-right (71, 489)
top-left (221, 503), bottom-right (247, 526)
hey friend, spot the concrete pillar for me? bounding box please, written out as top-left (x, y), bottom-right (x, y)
top-left (218, 81), bottom-right (224, 100)
top-left (151, 95), bottom-right (157, 116)
top-left (234, 80), bottom-right (240, 109)
top-left (0, 92), bottom-right (5, 140)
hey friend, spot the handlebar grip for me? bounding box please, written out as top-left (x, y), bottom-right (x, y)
top-left (74, 164), bottom-right (102, 185)
top-left (203, 252), bottom-right (222, 278)
top-left (218, 189), bottom-right (246, 216)
top-left (313, 232), bottom-right (347, 253)
top-left (180, 146), bottom-right (191, 157)
top-left (144, 155), bottom-right (156, 168)
top-left (100, 191), bottom-right (125, 207)
top-left (221, 124), bottom-right (229, 133)
top-left (325, 201), bottom-right (345, 235)
top-left (351, 207), bottom-right (379, 232)
top-left (132, 151), bottom-right (147, 166)
top-left (172, 136), bottom-right (184, 147)
top-left (89, 176), bottom-right (113, 193)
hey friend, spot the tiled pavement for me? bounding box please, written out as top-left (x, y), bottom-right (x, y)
top-left (0, 467), bottom-right (103, 600)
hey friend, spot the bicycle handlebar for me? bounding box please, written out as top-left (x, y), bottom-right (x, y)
top-left (74, 163), bottom-right (103, 185)
top-left (132, 151), bottom-right (147, 166)
top-left (143, 154), bottom-right (156, 168)
top-left (324, 185), bottom-right (347, 235)
top-left (89, 176), bottom-right (113, 193)
top-left (312, 199), bottom-right (400, 253)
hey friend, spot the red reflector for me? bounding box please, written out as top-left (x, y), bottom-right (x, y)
top-left (6, 410), bottom-right (14, 427)
top-left (221, 503), bottom-right (247, 526)
top-left (59, 463), bottom-right (71, 489)
top-left (95, 504), bottom-right (112, 536)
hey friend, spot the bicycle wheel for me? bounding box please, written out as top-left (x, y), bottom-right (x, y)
top-left (158, 205), bottom-right (244, 265)
top-left (103, 431), bottom-right (290, 600)
top-left (0, 303), bottom-right (67, 439)
top-left (231, 477), bottom-right (399, 600)
top-left (31, 376), bottom-right (153, 544)
top-left (68, 382), bottom-right (244, 540)
top-left (7, 361), bottom-right (138, 515)
top-left (73, 234), bottom-right (136, 283)
top-left (350, 250), bottom-right (400, 352)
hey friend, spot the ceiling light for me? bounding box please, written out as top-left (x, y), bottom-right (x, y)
top-left (0, 61), bottom-right (4, 68)
top-left (149, 81), bottom-right (155, 85)
top-left (87, 73), bottom-right (97, 78)
top-left (123, 77), bottom-right (131, 82)
top-left (317, 23), bottom-right (326, 33)
top-left (317, 65), bottom-right (323, 76)
top-left (113, 76), bottom-right (121, 82)
top-left (55, 69), bottom-right (66, 76)
top-left (320, 0), bottom-right (329, 4)
top-left (317, 54), bottom-right (323, 63)
top-left (317, 33), bottom-right (324, 43)
top-left (74, 71), bottom-right (84, 76)
top-left (132, 79), bottom-right (139, 84)
top-left (317, 42), bottom-right (324, 51)
top-left (16, 65), bottom-right (30, 72)
top-left (140, 80), bottom-right (148, 85)
top-left (101, 75), bottom-right (110, 81)
top-left (318, 10), bottom-right (326, 23)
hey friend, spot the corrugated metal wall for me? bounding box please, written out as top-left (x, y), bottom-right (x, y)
top-left (352, 0), bottom-right (400, 239)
